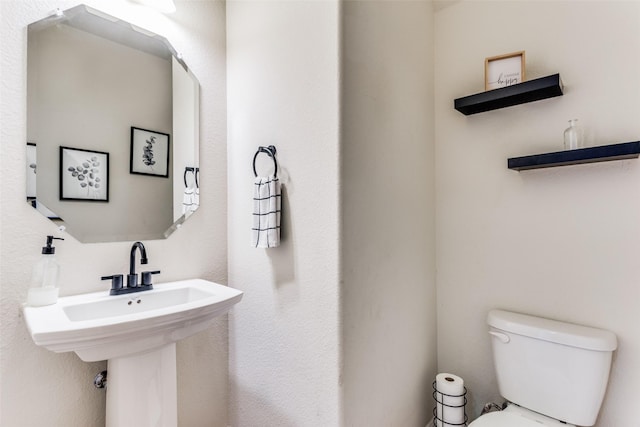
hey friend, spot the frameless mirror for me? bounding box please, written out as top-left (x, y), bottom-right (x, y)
top-left (27, 4), bottom-right (200, 243)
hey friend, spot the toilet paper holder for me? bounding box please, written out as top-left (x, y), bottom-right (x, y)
top-left (432, 380), bottom-right (468, 426)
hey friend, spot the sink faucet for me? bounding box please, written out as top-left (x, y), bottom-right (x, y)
top-left (101, 241), bottom-right (160, 295)
top-left (128, 241), bottom-right (148, 287)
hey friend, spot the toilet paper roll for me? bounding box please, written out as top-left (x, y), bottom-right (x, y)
top-left (435, 373), bottom-right (465, 427)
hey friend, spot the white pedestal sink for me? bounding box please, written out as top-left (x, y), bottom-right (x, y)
top-left (23, 279), bottom-right (243, 427)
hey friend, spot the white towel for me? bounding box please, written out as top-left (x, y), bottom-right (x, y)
top-left (251, 175), bottom-right (281, 248)
top-left (182, 187), bottom-right (196, 216)
top-left (182, 170), bottom-right (199, 216)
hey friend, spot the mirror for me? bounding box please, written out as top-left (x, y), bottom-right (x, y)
top-left (27, 4), bottom-right (200, 243)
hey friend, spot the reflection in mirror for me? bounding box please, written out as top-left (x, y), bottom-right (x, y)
top-left (27, 4), bottom-right (200, 243)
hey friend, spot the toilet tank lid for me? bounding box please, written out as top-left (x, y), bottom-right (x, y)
top-left (488, 310), bottom-right (617, 351)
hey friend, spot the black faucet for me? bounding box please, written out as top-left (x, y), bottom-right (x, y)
top-left (128, 241), bottom-right (148, 288)
top-left (101, 241), bottom-right (160, 295)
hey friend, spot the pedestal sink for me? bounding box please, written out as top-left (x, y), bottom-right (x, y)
top-left (23, 279), bottom-right (243, 427)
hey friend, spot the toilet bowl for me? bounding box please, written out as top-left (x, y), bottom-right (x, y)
top-left (469, 309), bottom-right (617, 427)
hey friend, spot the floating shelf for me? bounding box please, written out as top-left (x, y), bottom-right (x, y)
top-left (507, 141), bottom-right (640, 171)
top-left (454, 74), bottom-right (563, 115)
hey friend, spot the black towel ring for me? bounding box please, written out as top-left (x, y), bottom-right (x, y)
top-left (184, 167), bottom-right (198, 188)
top-left (253, 145), bottom-right (278, 178)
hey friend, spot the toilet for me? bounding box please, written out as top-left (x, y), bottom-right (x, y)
top-left (469, 309), bottom-right (617, 427)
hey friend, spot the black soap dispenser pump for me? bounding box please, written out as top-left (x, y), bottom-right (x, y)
top-left (27, 235), bottom-right (64, 307)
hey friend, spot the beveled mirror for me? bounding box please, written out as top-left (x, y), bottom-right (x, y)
top-left (27, 4), bottom-right (200, 243)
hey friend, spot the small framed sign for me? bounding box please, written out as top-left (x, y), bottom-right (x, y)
top-left (485, 51), bottom-right (525, 91)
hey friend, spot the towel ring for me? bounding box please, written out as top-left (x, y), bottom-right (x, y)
top-left (184, 167), bottom-right (199, 188)
top-left (253, 145), bottom-right (277, 178)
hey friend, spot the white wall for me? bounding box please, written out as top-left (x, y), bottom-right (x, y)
top-left (227, 1), bottom-right (437, 425)
top-left (341, 1), bottom-right (436, 425)
top-left (226, 0), bottom-right (342, 425)
top-left (435, 1), bottom-right (640, 424)
top-left (0, 1), bottom-right (228, 426)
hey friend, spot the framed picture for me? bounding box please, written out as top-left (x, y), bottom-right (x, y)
top-left (130, 127), bottom-right (170, 178)
top-left (26, 142), bottom-right (37, 198)
top-left (60, 146), bottom-right (109, 202)
top-left (485, 51), bottom-right (526, 91)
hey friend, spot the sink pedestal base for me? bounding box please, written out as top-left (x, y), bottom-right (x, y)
top-left (106, 343), bottom-right (177, 427)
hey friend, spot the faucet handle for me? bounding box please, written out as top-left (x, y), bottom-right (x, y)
top-left (141, 270), bottom-right (161, 286)
top-left (101, 274), bottom-right (123, 293)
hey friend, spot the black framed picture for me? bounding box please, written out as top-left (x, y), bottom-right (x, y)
top-left (130, 127), bottom-right (170, 177)
top-left (60, 146), bottom-right (109, 202)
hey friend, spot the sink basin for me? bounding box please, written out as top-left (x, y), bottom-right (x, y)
top-left (23, 279), bottom-right (243, 362)
top-left (23, 278), bottom-right (243, 427)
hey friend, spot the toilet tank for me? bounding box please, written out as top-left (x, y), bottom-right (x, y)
top-left (487, 310), bottom-right (617, 426)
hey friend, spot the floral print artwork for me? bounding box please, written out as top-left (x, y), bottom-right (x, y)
top-left (130, 127), bottom-right (170, 177)
top-left (60, 147), bottom-right (108, 201)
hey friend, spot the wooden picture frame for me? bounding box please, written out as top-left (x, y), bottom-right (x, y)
top-left (485, 51), bottom-right (526, 91)
top-left (130, 127), bottom-right (170, 178)
top-left (60, 146), bottom-right (109, 202)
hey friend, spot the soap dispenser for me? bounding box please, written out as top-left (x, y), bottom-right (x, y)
top-left (27, 235), bottom-right (64, 307)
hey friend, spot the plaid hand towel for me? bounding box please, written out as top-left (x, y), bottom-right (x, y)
top-left (182, 187), bottom-right (196, 215)
top-left (252, 175), bottom-right (281, 248)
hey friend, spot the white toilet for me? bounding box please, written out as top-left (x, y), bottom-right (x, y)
top-left (469, 309), bottom-right (617, 427)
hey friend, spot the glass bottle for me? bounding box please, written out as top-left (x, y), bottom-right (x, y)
top-left (563, 119), bottom-right (583, 150)
top-left (27, 236), bottom-right (63, 306)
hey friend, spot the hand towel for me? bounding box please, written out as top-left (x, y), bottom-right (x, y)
top-left (182, 170), bottom-right (199, 216)
top-left (193, 187), bottom-right (200, 211)
top-left (251, 175), bottom-right (281, 248)
top-left (182, 187), bottom-right (196, 216)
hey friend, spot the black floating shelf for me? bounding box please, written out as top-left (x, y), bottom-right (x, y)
top-left (454, 74), bottom-right (563, 115)
top-left (508, 141), bottom-right (640, 171)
